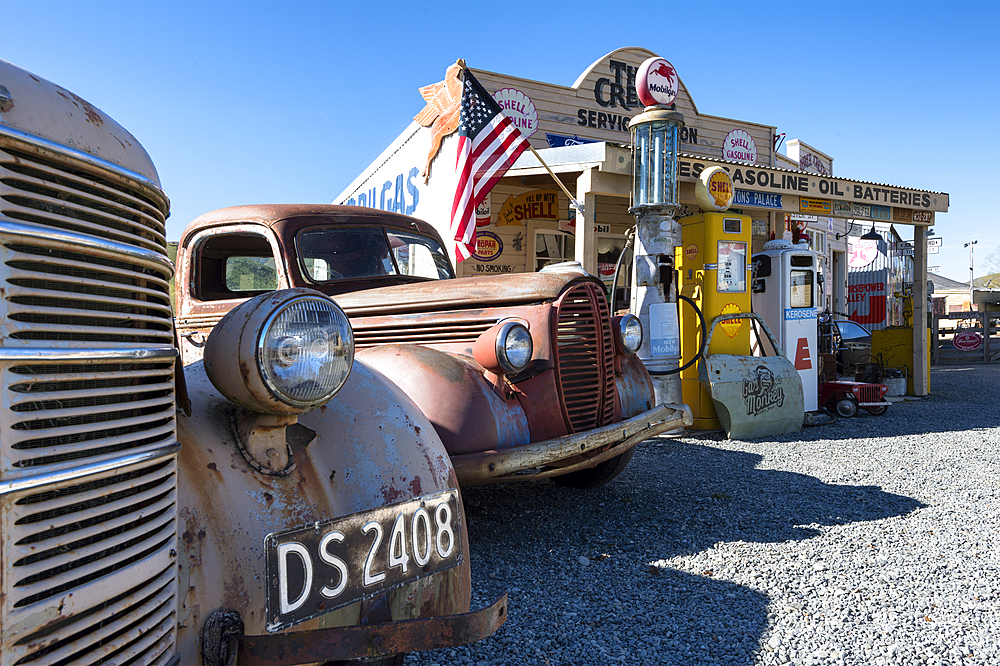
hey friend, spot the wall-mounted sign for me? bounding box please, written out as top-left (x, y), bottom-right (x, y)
top-left (635, 57), bottom-right (679, 107)
top-left (800, 197), bottom-right (832, 215)
top-left (953, 331), bottom-right (983, 352)
top-left (469, 263), bottom-right (516, 274)
top-left (833, 201), bottom-right (853, 217)
top-left (790, 214), bottom-right (818, 222)
top-left (723, 129), bottom-right (758, 163)
top-left (476, 197), bottom-right (491, 227)
top-left (472, 231), bottom-right (503, 261)
top-left (695, 166), bottom-right (735, 211)
top-left (734, 189), bottom-right (782, 209)
top-left (871, 205), bottom-right (891, 221)
top-left (847, 237), bottom-right (879, 268)
top-left (493, 88), bottom-right (538, 138)
top-left (559, 218), bottom-right (576, 234)
top-left (892, 207), bottom-right (913, 223)
top-left (912, 211), bottom-right (933, 223)
top-left (497, 190), bottom-right (559, 226)
top-left (595, 223), bottom-right (611, 233)
top-left (852, 203), bottom-right (871, 218)
top-left (799, 152), bottom-right (831, 176)
top-left (545, 133), bottom-right (597, 148)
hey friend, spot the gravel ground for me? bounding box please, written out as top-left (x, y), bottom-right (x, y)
top-left (404, 364), bottom-right (999, 666)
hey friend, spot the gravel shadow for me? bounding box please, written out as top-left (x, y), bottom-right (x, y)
top-left (438, 442), bottom-right (924, 666)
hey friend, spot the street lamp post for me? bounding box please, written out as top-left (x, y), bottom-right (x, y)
top-left (965, 240), bottom-right (978, 311)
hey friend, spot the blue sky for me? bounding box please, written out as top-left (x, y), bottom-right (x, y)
top-left (4, 0), bottom-right (998, 282)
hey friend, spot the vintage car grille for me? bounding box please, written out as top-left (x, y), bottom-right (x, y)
top-left (554, 283), bottom-right (616, 432)
top-left (2, 458), bottom-right (177, 666)
top-left (1, 128), bottom-right (177, 666)
top-left (352, 315), bottom-right (497, 348)
top-left (854, 383), bottom-right (884, 404)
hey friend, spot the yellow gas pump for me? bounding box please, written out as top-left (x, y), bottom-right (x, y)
top-left (676, 211), bottom-right (752, 429)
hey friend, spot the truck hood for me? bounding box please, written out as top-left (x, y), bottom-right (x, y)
top-left (333, 271), bottom-right (602, 317)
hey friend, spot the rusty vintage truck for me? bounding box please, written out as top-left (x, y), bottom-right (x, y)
top-left (174, 205), bottom-right (692, 488)
top-left (0, 59), bottom-right (504, 666)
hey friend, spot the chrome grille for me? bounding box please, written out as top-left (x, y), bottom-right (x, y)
top-left (854, 384), bottom-right (884, 404)
top-left (2, 359), bottom-right (176, 476)
top-left (554, 283), bottom-right (616, 432)
top-left (0, 144), bottom-right (167, 254)
top-left (1, 125), bottom-right (177, 666)
top-left (0, 238), bottom-right (174, 347)
top-left (2, 458), bottom-right (177, 666)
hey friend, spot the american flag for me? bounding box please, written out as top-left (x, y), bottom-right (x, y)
top-left (450, 70), bottom-right (530, 263)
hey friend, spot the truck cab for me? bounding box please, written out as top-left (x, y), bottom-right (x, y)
top-left (175, 205), bottom-right (692, 488)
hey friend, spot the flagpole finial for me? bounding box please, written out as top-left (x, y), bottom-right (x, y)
top-left (457, 59), bottom-right (467, 70)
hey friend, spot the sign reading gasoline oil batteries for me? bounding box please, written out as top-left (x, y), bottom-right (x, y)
top-left (695, 167), bottom-right (735, 212)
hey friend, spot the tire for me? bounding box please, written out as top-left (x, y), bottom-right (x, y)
top-left (834, 397), bottom-right (858, 418)
top-left (551, 446), bottom-right (636, 489)
top-left (865, 405), bottom-right (889, 416)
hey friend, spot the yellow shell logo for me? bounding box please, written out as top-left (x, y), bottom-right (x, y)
top-left (695, 166), bottom-right (734, 212)
top-left (719, 303), bottom-right (743, 338)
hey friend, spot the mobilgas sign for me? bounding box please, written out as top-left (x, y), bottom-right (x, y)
top-left (678, 157), bottom-right (947, 213)
top-left (575, 58), bottom-right (699, 146)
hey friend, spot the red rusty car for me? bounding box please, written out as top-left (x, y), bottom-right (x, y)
top-left (175, 205), bottom-right (691, 487)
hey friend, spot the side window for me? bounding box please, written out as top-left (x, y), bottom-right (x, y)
top-left (196, 232), bottom-right (278, 300)
top-left (534, 230), bottom-right (575, 271)
top-left (225, 256), bottom-right (277, 291)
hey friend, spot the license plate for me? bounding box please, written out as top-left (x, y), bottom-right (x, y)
top-left (264, 488), bottom-right (462, 632)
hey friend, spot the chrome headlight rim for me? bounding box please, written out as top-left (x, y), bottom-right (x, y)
top-left (494, 320), bottom-right (533, 374)
top-left (257, 294), bottom-right (355, 409)
top-left (618, 313), bottom-right (643, 356)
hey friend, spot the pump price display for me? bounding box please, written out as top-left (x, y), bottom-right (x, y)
top-left (264, 489), bottom-right (463, 632)
top-left (717, 241), bottom-right (747, 293)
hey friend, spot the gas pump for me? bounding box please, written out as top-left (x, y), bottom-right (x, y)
top-left (673, 167), bottom-right (805, 438)
top-left (676, 210), bottom-right (753, 429)
top-left (751, 240), bottom-right (819, 411)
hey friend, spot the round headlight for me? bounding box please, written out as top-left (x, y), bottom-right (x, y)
top-left (259, 296), bottom-right (354, 407)
top-left (497, 321), bottom-right (533, 374)
top-left (618, 314), bottom-right (643, 355)
top-left (205, 289), bottom-right (354, 415)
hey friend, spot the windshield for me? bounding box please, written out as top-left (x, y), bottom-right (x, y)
top-left (836, 320), bottom-right (871, 342)
top-left (297, 227), bottom-right (454, 282)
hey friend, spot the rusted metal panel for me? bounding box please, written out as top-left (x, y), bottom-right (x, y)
top-left (174, 359), bottom-right (473, 663)
top-left (699, 313), bottom-right (805, 439)
top-left (616, 355), bottom-right (656, 418)
top-left (356, 345), bottom-right (531, 456)
top-left (232, 593), bottom-right (507, 665)
top-left (451, 403), bottom-right (693, 484)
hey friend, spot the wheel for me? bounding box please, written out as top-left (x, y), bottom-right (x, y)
top-left (551, 447), bottom-right (636, 489)
top-left (833, 397), bottom-right (858, 418)
top-left (865, 405), bottom-right (889, 416)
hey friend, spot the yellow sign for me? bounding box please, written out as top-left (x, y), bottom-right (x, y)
top-left (799, 197), bottom-right (831, 215)
top-left (497, 190), bottom-right (559, 226)
top-left (719, 302), bottom-right (744, 338)
top-left (695, 166), bottom-right (734, 212)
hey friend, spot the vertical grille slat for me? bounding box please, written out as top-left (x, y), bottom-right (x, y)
top-left (554, 283), bottom-right (618, 432)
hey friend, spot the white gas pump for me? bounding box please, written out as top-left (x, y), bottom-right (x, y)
top-left (751, 240), bottom-right (819, 411)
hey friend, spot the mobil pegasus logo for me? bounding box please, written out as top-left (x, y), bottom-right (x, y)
top-left (636, 57), bottom-right (679, 107)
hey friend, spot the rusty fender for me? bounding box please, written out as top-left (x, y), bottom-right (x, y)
top-left (356, 345), bottom-right (531, 456)
top-left (452, 403), bottom-right (694, 484)
top-left (617, 354), bottom-right (657, 418)
top-left (175, 359), bottom-right (479, 664)
top-left (208, 594), bottom-right (507, 666)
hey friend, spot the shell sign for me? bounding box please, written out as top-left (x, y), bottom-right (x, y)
top-left (493, 88), bottom-right (538, 138)
top-left (695, 166), bottom-right (734, 212)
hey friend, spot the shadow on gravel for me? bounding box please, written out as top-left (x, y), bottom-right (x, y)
top-left (451, 443), bottom-right (924, 665)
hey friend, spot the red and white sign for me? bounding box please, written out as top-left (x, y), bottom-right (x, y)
top-left (723, 129), bottom-right (757, 163)
top-left (636, 57), bottom-right (679, 107)
top-left (492, 88), bottom-right (538, 138)
top-left (848, 237), bottom-right (879, 268)
top-left (953, 331), bottom-right (983, 352)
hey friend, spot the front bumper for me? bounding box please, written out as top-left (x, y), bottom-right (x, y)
top-left (452, 403), bottom-right (693, 484)
top-left (205, 594), bottom-right (507, 666)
